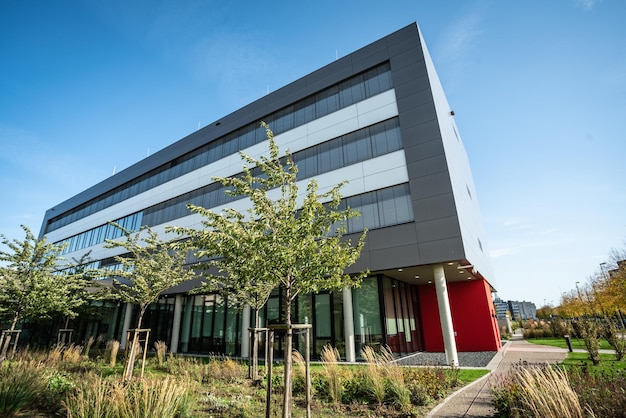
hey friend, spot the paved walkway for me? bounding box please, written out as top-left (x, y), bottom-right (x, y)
top-left (426, 334), bottom-right (569, 417)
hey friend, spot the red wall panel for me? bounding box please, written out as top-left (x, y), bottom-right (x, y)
top-left (418, 278), bottom-right (501, 352)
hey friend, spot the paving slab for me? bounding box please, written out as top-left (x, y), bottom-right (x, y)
top-left (426, 334), bottom-right (569, 418)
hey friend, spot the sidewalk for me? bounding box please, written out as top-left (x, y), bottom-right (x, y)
top-left (426, 334), bottom-right (569, 417)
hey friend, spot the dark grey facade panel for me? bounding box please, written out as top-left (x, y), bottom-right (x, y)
top-left (402, 138), bottom-right (445, 163)
top-left (367, 243), bottom-right (422, 271)
top-left (410, 193), bottom-right (458, 222)
top-left (41, 26), bottom-right (422, 234)
top-left (418, 238), bottom-right (465, 264)
top-left (406, 154), bottom-right (449, 179)
top-left (40, 23), bottom-right (471, 270)
top-left (398, 102), bottom-right (438, 129)
top-left (396, 86), bottom-right (436, 114)
top-left (415, 216), bottom-right (462, 243)
top-left (408, 171), bottom-right (454, 202)
top-left (400, 121), bottom-right (443, 148)
top-left (342, 223), bottom-right (422, 274)
top-left (365, 223), bottom-right (420, 252)
top-left (350, 49), bottom-right (391, 75)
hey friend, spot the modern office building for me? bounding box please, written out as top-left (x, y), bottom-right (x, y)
top-left (39, 23), bottom-right (500, 364)
top-left (495, 298), bottom-right (537, 322)
top-left (493, 297), bottom-right (510, 320)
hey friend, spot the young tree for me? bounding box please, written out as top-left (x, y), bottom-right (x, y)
top-left (0, 225), bottom-right (91, 361)
top-left (170, 186), bottom-right (278, 381)
top-left (102, 223), bottom-right (196, 380)
top-left (172, 123), bottom-right (367, 417)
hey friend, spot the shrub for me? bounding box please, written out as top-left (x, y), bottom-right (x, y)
top-left (341, 369), bottom-right (370, 404)
top-left (575, 319), bottom-right (601, 365)
top-left (42, 370), bottom-right (76, 415)
top-left (405, 378), bottom-right (433, 406)
top-left (604, 320), bottom-right (626, 361)
top-left (523, 328), bottom-right (554, 339)
top-left (291, 350), bottom-right (312, 398)
top-left (311, 374), bottom-right (329, 400)
top-left (549, 317), bottom-right (572, 338)
top-left (569, 367), bottom-right (626, 418)
top-left (404, 367), bottom-right (449, 401)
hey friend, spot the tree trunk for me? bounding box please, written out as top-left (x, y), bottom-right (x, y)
top-left (282, 286), bottom-right (293, 418)
top-left (123, 307), bottom-right (144, 382)
top-left (253, 308), bottom-right (260, 380)
top-left (0, 314), bottom-right (19, 362)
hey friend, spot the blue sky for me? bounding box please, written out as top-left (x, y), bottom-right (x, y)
top-left (1, 0), bottom-right (624, 308)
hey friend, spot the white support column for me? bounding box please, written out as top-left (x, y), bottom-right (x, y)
top-left (342, 286), bottom-right (356, 362)
top-left (120, 302), bottom-right (133, 349)
top-left (240, 305), bottom-right (251, 359)
top-left (433, 264), bottom-right (459, 367)
top-left (179, 296), bottom-right (193, 353)
top-left (170, 295), bottom-right (183, 354)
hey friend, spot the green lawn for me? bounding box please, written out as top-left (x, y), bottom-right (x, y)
top-left (525, 337), bottom-right (613, 350)
top-left (560, 352), bottom-right (626, 373)
top-left (458, 368), bottom-right (490, 382)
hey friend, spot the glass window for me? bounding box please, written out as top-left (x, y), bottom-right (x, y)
top-left (378, 187), bottom-right (397, 227)
top-left (265, 296), bottom-right (280, 326)
top-left (315, 294), bottom-right (331, 338)
top-left (224, 303), bottom-right (239, 356)
top-left (316, 86), bottom-right (339, 117)
top-left (46, 63), bottom-right (394, 234)
top-left (353, 277), bottom-right (383, 355)
top-left (394, 186), bottom-right (413, 224)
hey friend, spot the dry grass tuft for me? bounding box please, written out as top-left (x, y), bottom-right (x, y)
top-left (320, 344), bottom-right (343, 404)
top-left (154, 340), bottom-right (167, 367)
top-left (516, 366), bottom-right (585, 418)
top-left (105, 340), bottom-right (120, 367)
top-left (63, 373), bottom-right (195, 418)
top-left (361, 345), bottom-right (387, 406)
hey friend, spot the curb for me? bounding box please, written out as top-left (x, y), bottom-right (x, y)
top-left (425, 340), bottom-right (514, 417)
top-left (424, 370), bottom-right (494, 418)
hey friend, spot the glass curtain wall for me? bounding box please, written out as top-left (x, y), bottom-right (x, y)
top-left (352, 275), bottom-right (423, 357)
top-left (352, 276), bottom-right (384, 355)
top-left (138, 276), bottom-right (424, 358)
top-left (381, 276), bottom-right (422, 354)
top-left (180, 294), bottom-right (241, 356)
top-left (295, 292), bottom-right (345, 359)
top-left (139, 296), bottom-right (176, 349)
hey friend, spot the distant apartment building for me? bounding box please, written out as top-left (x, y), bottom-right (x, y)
top-left (516, 301), bottom-right (537, 320)
top-left (493, 297), bottom-right (537, 321)
top-left (493, 297), bottom-right (510, 320)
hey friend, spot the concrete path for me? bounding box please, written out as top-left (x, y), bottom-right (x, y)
top-left (426, 334), bottom-right (569, 418)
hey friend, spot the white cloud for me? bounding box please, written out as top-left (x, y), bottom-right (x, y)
top-left (573, 0), bottom-right (603, 10)
top-left (490, 247), bottom-right (521, 258)
top-left (436, 12), bottom-right (483, 69)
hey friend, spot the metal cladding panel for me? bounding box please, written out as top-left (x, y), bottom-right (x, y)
top-left (39, 25), bottom-right (405, 236)
top-left (39, 23), bottom-right (493, 283)
top-left (344, 223), bottom-right (419, 275)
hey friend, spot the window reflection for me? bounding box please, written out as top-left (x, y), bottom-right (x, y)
top-left (47, 63), bottom-right (393, 233)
